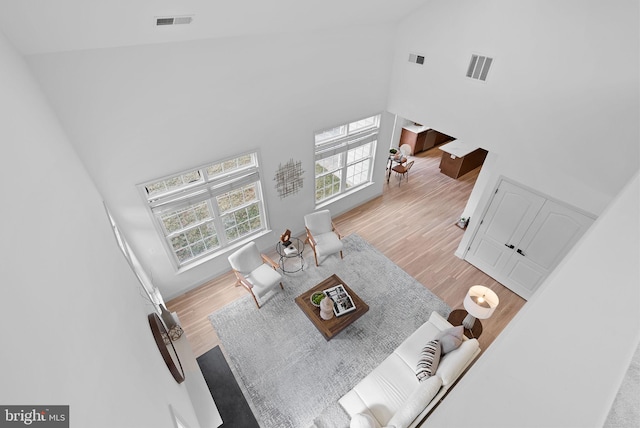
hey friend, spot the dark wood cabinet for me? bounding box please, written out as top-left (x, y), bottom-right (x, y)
top-left (439, 142), bottom-right (488, 179)
top-left (400, 126), bottom-right (455, 155)
top-left (399, 126), bottom-right (428, 155)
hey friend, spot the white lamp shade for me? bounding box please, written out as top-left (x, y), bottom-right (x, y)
top-left (463, 285), bottom-right (499, 319)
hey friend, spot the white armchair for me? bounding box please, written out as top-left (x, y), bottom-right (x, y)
top-left (304, 209), bottom-right (344, 266)
top-left (227, 242), bottom-right (283, 308)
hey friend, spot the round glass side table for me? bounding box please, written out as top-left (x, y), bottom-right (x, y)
top-left (276, 237), bottom-right (305, 274)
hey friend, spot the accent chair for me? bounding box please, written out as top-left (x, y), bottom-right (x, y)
top-left (304, 209), bottom-right (344, 266)
top-left (227, 241), bottom-right (283, 308)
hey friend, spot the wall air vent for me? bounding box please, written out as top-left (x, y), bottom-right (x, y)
top-left (156, 15), bottom-right (194, 26)
top-left (408, 53), bottom-right (425, 65)
top-left (466, 54), bottom-right (493, 81)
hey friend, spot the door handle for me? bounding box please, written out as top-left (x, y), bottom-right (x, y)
top-left (504, 244), bottom-right (515, 249)
top-left (517, 248), bottom-right (526, 256)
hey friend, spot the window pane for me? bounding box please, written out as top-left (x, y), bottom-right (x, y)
top-left (190, 241), bottom-right (206, 257)
top-left (315, 125), bottom-right (347, 145)
top-left (348, 115), bottom-right (378, 134)
top-left (204, 235), bottom-right (219, 248)
top-left (176, 248), bottom-right (192, 263)
top-left (346, 159), bottom-right (370, 188)
top-left (221, 201), bottom-right (262, 242)
top-left (185, 227), bottom-right (202, 244)
top-left (178, 209), bottom-right (197, 229)
top-left (170, 234), bottom-right (188, 251)
top-left (146, 170), bottom-right (202, 197)
top-left (315, 154), bottom-right (342, 176)
top-left (216, 183), bottom-right (258, 215)
top-left (206, 154), bottom-right (255, 179)
top-left (169, 219), bottom-right (220, 264)
top-left (162, 213), bottom-right (182, 234)
top-left (161, 202), bottom-right (211, 234)
top-left (160, 202), bottom-right (219, 264)
top-left (216, 182), bottom-right (263, 243)
top-left (315, 172), bottom-right (341, 202)
top-left (347, 142), bottom-right (372, 164)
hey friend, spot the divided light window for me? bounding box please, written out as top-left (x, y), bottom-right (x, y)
top-left (142, 153), bottom-right (267, 269)
top-left (314, 114), bottom-right (380, 203)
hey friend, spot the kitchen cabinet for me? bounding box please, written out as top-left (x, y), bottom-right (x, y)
top-left (438, 141), bottom-right (488, 179)
top-left (399, 125), bottom-right (455, 155)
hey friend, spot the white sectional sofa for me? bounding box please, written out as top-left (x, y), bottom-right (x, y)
top-left (338, 311), bottom-right (480, 428)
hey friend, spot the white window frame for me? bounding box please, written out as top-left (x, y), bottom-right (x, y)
top-left (139, 151), bottom-right (269, 271)
top-left (314, 114), bottom-right (380, 204)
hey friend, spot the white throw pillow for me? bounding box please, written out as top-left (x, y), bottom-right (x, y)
top-left (435, 325), bottom-right (464, 354)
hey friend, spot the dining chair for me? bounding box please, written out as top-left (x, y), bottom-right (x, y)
top-left (399, 144), bottom-right (412, 158)
top-left (391, 160), bottom-right (415, 186)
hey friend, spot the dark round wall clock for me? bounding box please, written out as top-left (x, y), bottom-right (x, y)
top-left (148, 312), bottom-right (185, 383)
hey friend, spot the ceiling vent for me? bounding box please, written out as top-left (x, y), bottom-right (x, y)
top-left (408, 53), bottom-right (425, 65)
top-left (156, 15), bottom-right (194, 26)
top-left (466, 54), bottom-right (493, 81)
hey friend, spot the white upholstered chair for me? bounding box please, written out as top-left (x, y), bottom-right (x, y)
top-left (227, 242), bottom-right (283, 308)
top-left (304, 209), bottom-right (344, 266)
top-left (399, 143), bottom-right (412, 157)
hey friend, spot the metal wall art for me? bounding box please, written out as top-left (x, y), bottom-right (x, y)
top-left (274, 158), bottom-right (304, 198)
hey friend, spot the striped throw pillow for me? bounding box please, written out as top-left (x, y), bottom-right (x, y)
top-left (416, 339), bottom-right (441, 381)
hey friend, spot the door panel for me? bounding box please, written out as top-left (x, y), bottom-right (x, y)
top-left (500, 200), bottom-right (595, 298)
top-left (472, 239), bottom-right (505, 269)
top-left (466, 181), bottom-right (545, 274)
top-left (505, 259), bottom-right (545, 293)
top-left (518, 202), bottom-right (594, 269)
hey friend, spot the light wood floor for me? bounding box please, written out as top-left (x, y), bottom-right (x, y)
top-left (167, 146), bottom-right (527, 358)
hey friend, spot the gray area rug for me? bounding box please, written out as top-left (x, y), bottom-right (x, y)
top-left (209, 234), bottom-right (451, 428)
top-left (604, 340), bottom-right (640, 427)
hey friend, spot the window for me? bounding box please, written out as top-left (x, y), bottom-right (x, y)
top-left (141, 152), bottom-right (267, 269)
top-left (314, 114), bottom-right (380, 203)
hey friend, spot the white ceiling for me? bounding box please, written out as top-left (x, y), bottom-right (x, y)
top-left (0, 0), bottom-right (428, 55)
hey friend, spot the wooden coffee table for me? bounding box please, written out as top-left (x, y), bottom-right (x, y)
top-left (295, 274), bottom-right (369, 340)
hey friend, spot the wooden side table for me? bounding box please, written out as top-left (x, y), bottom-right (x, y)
top-left (447, 309), bottom-right (483, 339)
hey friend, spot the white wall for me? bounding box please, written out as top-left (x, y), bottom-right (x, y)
top-left (388, 0), bottom-right (639, 219)
top-left (26, 24), bottom-right (397, 299)
top-left (427, 173), bottom-right (640, 428)
top-left (0, 30), bottom-right (203, 428)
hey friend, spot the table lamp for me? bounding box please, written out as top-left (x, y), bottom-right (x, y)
top-left (462, 285), bottom-right (499, 330)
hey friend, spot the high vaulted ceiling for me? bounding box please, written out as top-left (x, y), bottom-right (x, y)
top-left (0, 0), bottom-right (428, 55)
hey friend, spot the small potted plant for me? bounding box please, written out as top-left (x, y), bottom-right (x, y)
top-left (457, 216), bottom-right (469, 229)
top-left (310, 292), bottom-right (326, 307)
top-left (389, 148), bottom-right (398, 155)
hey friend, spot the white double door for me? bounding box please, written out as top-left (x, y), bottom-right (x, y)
top-left (465, 179), bottom-right (595, 300)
